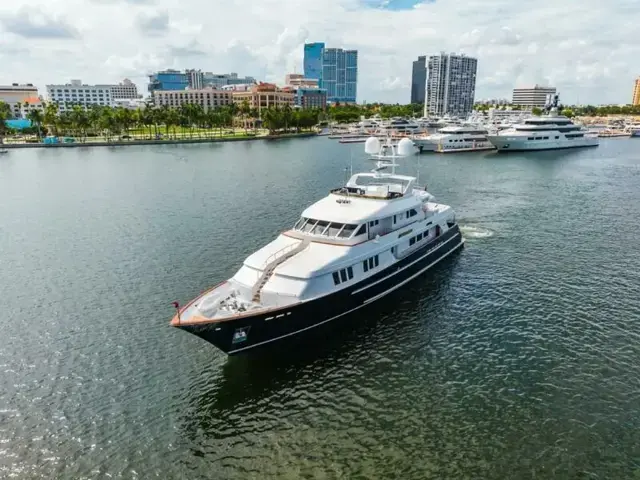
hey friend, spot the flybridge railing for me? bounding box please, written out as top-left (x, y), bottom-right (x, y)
top-left (262, 243), bottom-right (301, 269)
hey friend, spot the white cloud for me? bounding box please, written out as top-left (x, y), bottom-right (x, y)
top-left (0, 0), bottom-right (637, 104)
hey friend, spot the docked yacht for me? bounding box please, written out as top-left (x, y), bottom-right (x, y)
top-left (171, 137), bottom-right (464, 354)
top-left (413, 125), bottom-right (495, 153)
top-left (348, 117), bottom-right (382, 135)
top-left (380, 118), bottom-right (422, 135)
top-left (486, 94), bottom-right (599, 151)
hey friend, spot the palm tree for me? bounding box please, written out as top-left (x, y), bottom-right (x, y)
top-left (43, 101), bottom-right (59, 137)
top-left (27, 108), bottom-right (44, 141)
top-left (239, 99), bottom-right (251, 134)
top-left (71, 105), bottom-right (89, 142)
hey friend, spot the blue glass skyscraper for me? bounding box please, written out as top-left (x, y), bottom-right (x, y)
top-left (304, 43), bottom-right (357, 103)
top-left (303, 43), bottom-right (325, 82)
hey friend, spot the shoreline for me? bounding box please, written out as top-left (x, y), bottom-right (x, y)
top-left (1, 132), bottom-right (317, 149)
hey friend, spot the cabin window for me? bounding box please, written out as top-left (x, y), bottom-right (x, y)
top-left (332, 272), bottom-right (340, 285)
top-left (369, 220), bottom-right (379, 227)
top-left (355, 224), bottom-right (367, 236)
top-left (368, 257), bottom-right (374, 269)
top-left (347, 266), bottom-right (353, 280)
top-left (410, 237), bottom-right (415, 246)
top-left (338, 224), bottom-right (357, 238)
top-left (555, 136), bottom-right (559, 139)
top-left (302, 219), bottom-right (317, 232)
top-left (363, 260), bottom-right (368, 272)
top-left (417, 233), bottom-right (423, 241)
top-left (527, 137), bottom-right (534, 140)
top-left (374, 255), bottom-right (379, 267)
top-left (340, 269), bottom-right (348, 282)
top-left (407, 209), bottom-right (418, 218)
top-left (543, 136), bottom-right (549, 140)
top-left (393, 215), bottom-right (396, 224)
top-left (312, 220), bottom-right (330, 235)
top-left (326, 222), bottom-right (344, 237)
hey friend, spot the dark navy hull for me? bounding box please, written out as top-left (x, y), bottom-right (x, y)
top-left (176, 225), bottom-right (464, 355)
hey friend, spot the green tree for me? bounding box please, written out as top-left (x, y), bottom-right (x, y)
top-left (531, 107), bottom-right (543, 116)
top-left (27, 108), bottom-right (44, 141)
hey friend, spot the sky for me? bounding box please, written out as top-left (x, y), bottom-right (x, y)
top-left (0, 0), bottom-right (638, 105)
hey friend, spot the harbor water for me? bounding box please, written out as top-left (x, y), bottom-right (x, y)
top-left (1, 138), bottom-right (640, 478)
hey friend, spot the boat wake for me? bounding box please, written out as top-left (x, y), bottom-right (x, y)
top-left (459, 225), bottom-right (494, 239)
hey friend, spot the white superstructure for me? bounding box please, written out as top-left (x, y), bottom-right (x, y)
top-left (179, 138), bottom-right (456, 319)
top-left (414, 125), bottom-right (494, 153)
top-left (379, 117), bottom-right (421, 134)
top-left (486, 94), bottom-right (599, 151)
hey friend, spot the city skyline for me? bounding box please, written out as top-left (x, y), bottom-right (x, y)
top-left (0, 0), bottom-right (636, 105)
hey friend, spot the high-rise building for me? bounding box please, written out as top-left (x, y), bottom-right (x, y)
top-left (303, 43), bottom-right (325, 81)
top-left (426, 53), bottom-right (477, 117)
top-left (411, 56), bottom-right (426, 105)
top-left (322, 48), bottom-right (358, 103)
top-left (512, 85), bottom-right (556, 107)
top-left (303, 43), bottom-right (358, 103)
top-left (633, 78), bottom-right (640, 106)
top-left (148, 70), bottom-right (189, 93)
top-left (186, 69), bottom-right (204, 90)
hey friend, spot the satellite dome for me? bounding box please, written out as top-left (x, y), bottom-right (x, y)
top-left (397, 137), bottom-right (415, 156)
top-left (364, 137), bottom-right (381, 154)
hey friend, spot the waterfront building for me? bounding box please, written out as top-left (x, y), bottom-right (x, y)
top-left (203, 72), bottom-right (256, 88)
top-left (284, 74), bottom-right (326, 109)
top-left (148, 70), bottom-right (189, 93)
top-left (231, 83), bottom-right (294, 116)
top-left (0, 83), bottom-right (40, 118)
top-left (186, 69), bottom-right (204, 90)
top-left (411, 56), bottom-right (426, 105)
top-left (633, 78), bottom-right (640, 106)
top-left (110, 78), bottom-right (139, 100)
top-left (512, 85), bottom-right (557, 107)
top-left (292, 87), bottom-right (327, 109)
top-left (46, 80), bottom-right (113, 112)
top-left (426, 53), bottom-right (477, 117)
top-left (152, 88), bottom-right (233, 111)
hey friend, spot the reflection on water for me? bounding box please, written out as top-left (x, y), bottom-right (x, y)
top-left (2, 138), bottom-right (640, 478)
